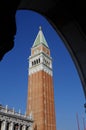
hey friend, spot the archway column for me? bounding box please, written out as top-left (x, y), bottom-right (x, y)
top-left (22, 125), bottom-right (26, 130)
top-left (18, 124), bottom-right (20, 130)
top-left (1, 121), bottom-right (7, 130)
top-left (28, 126), bottom-right (32, 130)
top-left (9, 122), bottom-right (14, 130)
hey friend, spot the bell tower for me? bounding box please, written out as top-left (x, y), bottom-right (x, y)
top-left (26, 26), bottom-right (56, 130)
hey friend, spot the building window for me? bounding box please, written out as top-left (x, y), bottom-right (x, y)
top-left (34, 60), bottom-right (36, 65)
top-left (36, 59), bottom-right (38, 64)
top-left (32, 61), bottom-right (34, 66)
top-left (39, 58), bottom-right (40, 63)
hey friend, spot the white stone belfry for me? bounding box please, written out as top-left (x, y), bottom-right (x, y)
top-left (28, 26), bottom-right (53, 76)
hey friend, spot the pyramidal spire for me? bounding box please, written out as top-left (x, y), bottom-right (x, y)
top-left (32, 26), bottom-right (49, 48)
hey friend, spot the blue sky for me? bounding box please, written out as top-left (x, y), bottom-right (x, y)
top-left (0, 10), bottom-right (86, 130)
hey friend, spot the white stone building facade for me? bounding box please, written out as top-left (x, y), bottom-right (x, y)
top-left (0, 105), bottom-right (33, 130)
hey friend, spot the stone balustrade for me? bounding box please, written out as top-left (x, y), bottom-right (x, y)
top-left (0, 105), bottom-right (33, 130)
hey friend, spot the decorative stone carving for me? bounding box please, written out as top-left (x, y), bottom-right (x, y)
top-left (0, 105), bottom-right (33, 130)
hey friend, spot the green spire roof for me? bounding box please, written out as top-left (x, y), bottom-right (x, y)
top-left (32, 26), bottom-right (49, 48)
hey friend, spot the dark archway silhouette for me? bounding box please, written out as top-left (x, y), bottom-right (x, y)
top-left (0, 0), bottom-right (86, 104)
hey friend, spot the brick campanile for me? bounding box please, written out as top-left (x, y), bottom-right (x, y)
top-left (26, 26), bottom-right (56, 130)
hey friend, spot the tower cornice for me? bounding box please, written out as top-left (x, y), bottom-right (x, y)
top-left (29, 52), bottom-right (52, 60)
top-left (28, 63), bottom-right (53, 76)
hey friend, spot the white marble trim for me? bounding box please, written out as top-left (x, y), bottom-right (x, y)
top-left (29, 64), bottom-right (53, 76)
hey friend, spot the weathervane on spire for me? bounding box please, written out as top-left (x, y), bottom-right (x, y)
top-left (39, 26), bottom-right (42, 30)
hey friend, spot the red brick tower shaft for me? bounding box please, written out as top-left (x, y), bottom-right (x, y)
top-left (26, 27), bottom-right (56, 130)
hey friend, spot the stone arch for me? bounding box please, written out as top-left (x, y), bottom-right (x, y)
top-left (32, 61), bottom-right (34, 66)
top-left (38, 58), bottom-right (40, 63)
top-left (20, 125), bottom-right (23, 130)
top-left (6, 122), bottom-right (10, 130)
top-left (16, 0), bottom-right (86, 100)
top-left (36, 59), bottom-right (38, 64)
top-left (14, 123), bottom-right (19, 130)
top-left (0, 0), bottom-right (86, 107)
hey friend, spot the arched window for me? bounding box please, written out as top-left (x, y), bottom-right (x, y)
top-left (14, 123), bottom-right (19, 130)
top-left (36, 59), bottom-right (38, 64)
top-left (34, 60), bottom-right (36, 65)
top-left (32, 61), bottom-right (34, 66)
top-left (20, 125), bottom-right (23, 130)
top-left (6, 122), bottom-right (9, 130)
top-left (39, 58), bottom-right (40, 63)
top-left (26, 126), bottom-right (29, 130)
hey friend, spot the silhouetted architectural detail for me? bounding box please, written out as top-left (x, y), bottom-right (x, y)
top-left (0, 0), bottom-right (21, 61)
top-left (26, 27), bottom-right (56, 130)
top-left (0, 0), bottom-right (86, 106)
